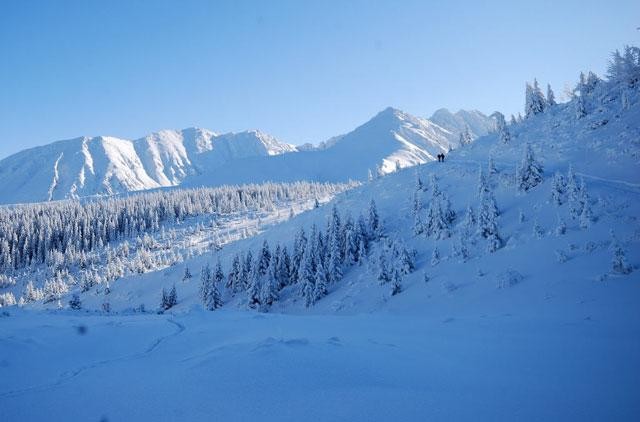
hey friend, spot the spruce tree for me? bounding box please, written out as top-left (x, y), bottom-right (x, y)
top-left (516, 143), bottom-right (544, 192)
top-left (68, 293), bottom-right (82, 310)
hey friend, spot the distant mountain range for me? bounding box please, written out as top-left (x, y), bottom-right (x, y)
top-left (0, 108), bottom-right (493, 204)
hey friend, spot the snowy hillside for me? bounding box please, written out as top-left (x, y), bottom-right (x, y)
top-left (0, 108), bottom-right (490, 205)
top-left (1, 47), bottom-right (639, 421)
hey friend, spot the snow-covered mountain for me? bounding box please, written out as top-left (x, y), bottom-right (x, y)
top-left (0, 108), bottom-right (491, 205)
top-left (430, 108), bottom-right (494, 139)
top-left (0, 129), bottom-right (296, 204)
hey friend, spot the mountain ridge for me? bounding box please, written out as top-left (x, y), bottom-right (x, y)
top-left (0, 108), bottom-right (493, 204)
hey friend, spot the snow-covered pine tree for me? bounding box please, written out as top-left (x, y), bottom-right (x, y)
top-left (566, 166), bottom-right (581, 219)
top-left (491, 111), bottom-right (511, 144)
top-left (391, 268), bottom-right (402, 296)
top-left (611, 232), bottom-right (632, 275)
top-left (547, 84), bottom-right (556, 106)
top-left (68, 293), bottom-right (82, 310)
top-left (260, 256), bottom-right (280, 309)
top-left (291, 227), bottom-right (307, 283)
top-left (525, 79), bottom-right (546, 117)
top-left (182, 266), bottom-right (192, 281)
top-left (412, 189), bottom-right (423, 235)
top-left (257, 240), bottom-right (271, 276)
top-left (246, 264), bottom-right (262, 309)
top-left (313, 264), bottom-right (328, 303)
top-left (555, 216), bottom-right (567, 236)
top-left (430, 247), bottom-right (440, 266)
top-left (575, 92), bottom-right (587, 119)
top-left (487, 157), bottom-right (498, 177)
top-left (424, 175), bottom-right (451, 239)
top-left (477, 165), bottom-right (489, 198)
top-left (377, 249), bottom-right (391, 284)
top-left (398, 245), bottom-right (416, 274)
top-left (452, 230), bottom-right (470, 262)
top-left (207, 279), bottom-right (223, 310)
top-left (459, 125), bottom-right (473, 146)
top-left (200, 264), bottom-right (212, 304)
top-left (299, 243), bottom-right (316, 307)
top-left (214, 260), bottom-right (224, 285)
top-left (579, 185), bottom-right (593, 229)
top-left (532, 219), bottom-right (545, 239)
top-left (368, 199), bottom-right (380, 239)
top-left (516, 143), bottom-right (544, 192)
top-left (550, 172), bottom-right (566, 206)
top-left (328, 228), bottom-right (342, 284)
top-left (277, 246), bottom-right (292, 288)
top-left (227, 254), bottom-right (243, 293)
top-left (477, 184), bottom-right (501, 253)
top-left (168, 285), bottom-right (177, 308)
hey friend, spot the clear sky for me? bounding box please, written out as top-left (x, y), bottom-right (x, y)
top-left (0, 0), bottom-right (638, 158)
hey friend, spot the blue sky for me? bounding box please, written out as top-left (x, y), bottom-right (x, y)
top-left (0, 0), bottom-right (638, 158)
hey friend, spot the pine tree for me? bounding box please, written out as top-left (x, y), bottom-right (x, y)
top-left (459, 125), bottom-right (473, 146)
top-left (566, 166), bottom-right (581, 220)
top-left (208, 280), bottom-right (223, 310)
top-left (491, 111), bottom-right (511, 143)
top-left (611, 235), bottom-right (632, 275)
top-left (452, 231), bottom-right (470, 262)
top-left (477, 185), bottom-right (501, 253)
top-left (168, 285), bottom-right (177, 308)
top-left (260, 261), bottom-right (279, 309)
top-left (368, 199), bottom-right (380, 239)
top-left (430, 247), bottom-right (440, 266)
top-left (424, 175), bottom-right (451, 239)
top-left (525, 79), bottom-right (546, 117)
top-left (575, 93), bottom-right (587, 119)
top-left (246, 265), bottom-right (262, 309)
top-left (546, 84), bottom-right (556, 106)
top-left (516, 143), bottom-right (544, 192)
top-left (257, 240), bottom-right (271, 276)
top-left (277, 246), bottom-right (292, 287)
top-left (214, 260), bottom-right (225, 285)
top-left (68, 293), bottom-right (82, 310)
top-left (532, 219), bottom-right (544, 239)
top-left (200, 264), bottom-right (212, 305)
top-left (182, 266), bottom-right (192, 281)
top-left (391, 268), bottom-right (402, 296)
top-left (398, 246), bottom-right (416, 274)
top-left (555, 216), bottom-right (567, 236)
top-left (550, 172), bottom-right (566, 206)
top-left (299, 244), bottom-right (316, 307)
top-left (579, 189), bottom-right (593, 229)
top-left (313, 264), bottom-right (328, 303)
top-left (328, 228), bottom-right (343, 283)
top-left (377, 249), bottom-right (391, 284)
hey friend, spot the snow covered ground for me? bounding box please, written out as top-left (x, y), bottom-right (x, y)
top-left (2, 282), bottom-right (639, 422)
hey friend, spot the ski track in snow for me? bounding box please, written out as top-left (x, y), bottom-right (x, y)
top-left (0, 317), bottom-right (185, 399)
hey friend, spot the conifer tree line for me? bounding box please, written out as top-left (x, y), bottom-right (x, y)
top-left (196, 200), bottom-right (416, 311)
top-left (0, 181), bottom-right (355, 273)
top-left (523, 45), bottom-right (639, 121)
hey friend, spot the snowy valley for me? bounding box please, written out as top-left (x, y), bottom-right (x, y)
top-left (1, 46), bottom-right (639, 421)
